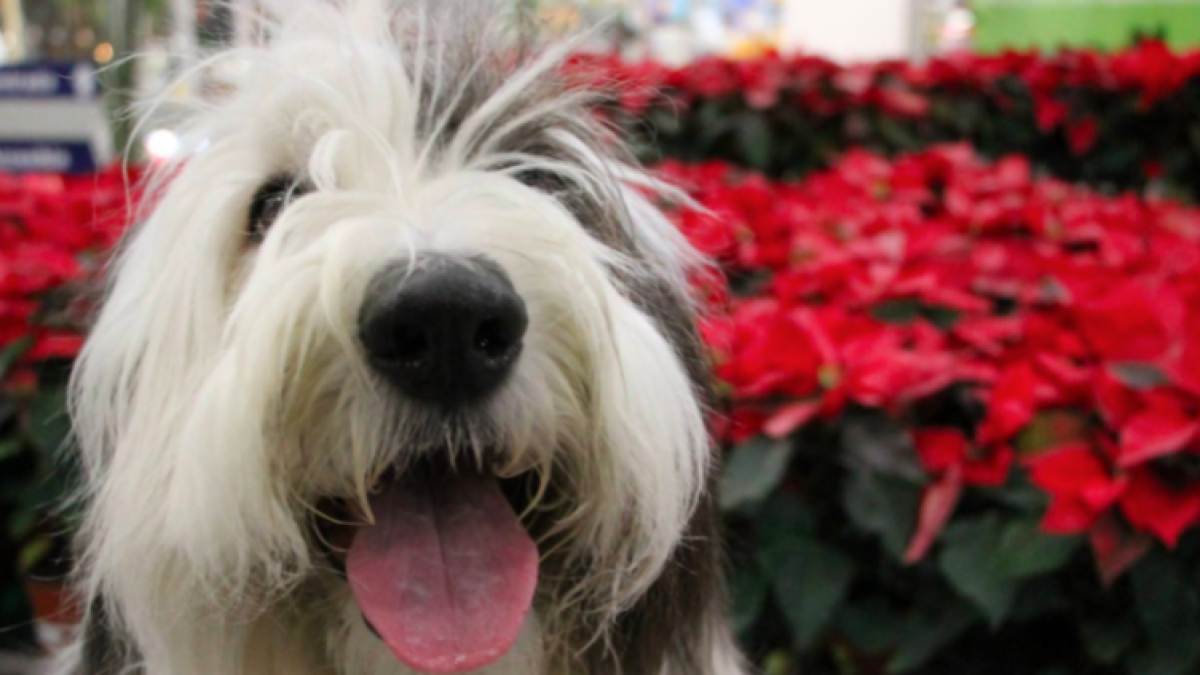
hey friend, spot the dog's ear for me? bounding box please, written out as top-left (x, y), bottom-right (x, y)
top-left (616, 488), bottom-right (737, 673)
top-left (567, 485), bottom-right (741, 674)
top-left (606, 271), bottom-right (739, 673)
top-left (77, 595), bottom-right (136, 675)
top-left (69, 166), bottom-right (313, 642)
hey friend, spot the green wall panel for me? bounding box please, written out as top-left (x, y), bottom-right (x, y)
top-left (972, 0), bottom-right (1200, 52)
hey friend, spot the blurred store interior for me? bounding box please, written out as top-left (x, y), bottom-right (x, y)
top-left (5, 2), bottom-right (1200, 674)
top-left (1, 0), bottom-right (1198, 168)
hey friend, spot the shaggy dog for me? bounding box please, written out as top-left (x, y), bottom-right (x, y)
top-left (60, 1), bottom-right (744, 673)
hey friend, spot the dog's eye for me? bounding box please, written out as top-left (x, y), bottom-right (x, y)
top-left (515, 169), bottom-right (568, 195)
top-left (248, 176), bottom-right (308, 240)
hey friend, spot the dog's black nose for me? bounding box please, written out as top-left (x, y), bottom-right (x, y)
top-left (359, 256), bottom-right (527, 407)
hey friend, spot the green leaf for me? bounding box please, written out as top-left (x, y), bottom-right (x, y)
top-left (1128, 553), bottom-right (1200, 675)
top-left (839, 408), bottom-right (925, 482)
top-left (8, 507), bottom-right (36, 540)
top-left (756, 490), bottom-right (815, 542)
top-left (872, 298), bottom-right (921, 325)
top-left (1129, 640), bottom-right (1200, 674)
top-left (0, 397), bottom-right (17, 427)
top-left (871, 298), bottom-right (961, 329)
top-left (18, 536), bottom-right (52, 573)
top-left (734, 112), bottom-right (773, 170)
top-left (1079, 614), bottom-right (1138, 666)
top-left (995, 519), bottom-right (1081, 578)
top-left (761, 536), bottom-right (856, 649)
top-left (875, 116), bottom-right (922, 153)
top-left (762, 651), bottom-right (793, 675)
top-left (1109, 362), bottom-right (1169, 389)
top-left (27, 386), bottom-right (71, 453)
top-left (983, 471), bottom-right (1048, 514)
top-left (844, 471), bottom-right (921, 560)
top-left (1, 585), bottom-right (30, 618)
top-left (696, 103), bottom-right (734, 150)
top-left (938, 516), bottom-right (1019, 626)
top-left (887, 601), bottom-right (979, 673)
top-left (0, 335), bottom-right (33, 380)
top-left (923, 306), bottom-right (961, 330)
top-left (837, 597), bottom-right (906, 653)
top-left (14, 471), bottom-right (72, 513)
top-left (729, 563), bottom-right (769, 637)
top-left (719, 436), bottom-right (794, 512)
top-left (1009, 578), bottom-right (1070, 622)
top-left (1013, 410), bottom-right (1089, 458)
top-left (0, 439), bottom-right (23, 463)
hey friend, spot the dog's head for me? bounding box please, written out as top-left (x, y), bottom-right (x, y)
top-left (72, 1), bottom-right (717, 673)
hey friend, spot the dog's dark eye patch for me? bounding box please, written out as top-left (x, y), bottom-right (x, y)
top-left (514, 168), bottom-right (570, 195)
top-left (248, 175), bottom-right (310, 241)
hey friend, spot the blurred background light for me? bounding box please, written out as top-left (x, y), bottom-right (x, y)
top-left (144, 128), bottom-right (180, 161)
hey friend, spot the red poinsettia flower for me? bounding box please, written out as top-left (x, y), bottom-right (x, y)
top-left (1066, 117), bottom-right (1100, 155)
top-left (715, 299), bottom-right (832, 400)
top-left (678, 56), bottom-right (741, 99)
top-left (977, 363), bottom-right (1038, 445)
top-left (1095, 368), bottom-right (1143, 427)
top-left (1028, 442), bottom-right (1128, 534)
top-left (0, 241), bottom-right (81, 294)
top-left (904, 427), bottom-right (1015, 563)
top-left (675, 208), bottom-right (739, 260)
top-left (1110, 39), bottom-right (1191, 108)
top-left (915, 427), bottom-right (1013, 487)
top-left (1072, 280), bottom-right (1184, 364)
top-left (713, 407), bottom-right (769, 444)
top-left (874, 85), bottom-right (931, 118)
top-left (1120, 468), bottom-right (1200, 548)
top-left (656, 142), bottom-right (1200, 562)
top-left (27, 331), bottom-right (87, 361)
top-left (1088, 514), bottom-right (1153, 586)
top-left (1117, 391), bottom-right (1200, 467)
top-left (1173, 312), bottom-right (1200, 396)
top-left (904, 463), bottom-right (963, 564)
top-left (1034, 95), bottom-right (1068, 133)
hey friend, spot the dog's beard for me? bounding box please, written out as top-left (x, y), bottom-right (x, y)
top-left (287, 258), bottom-right (705, 674)
top-left (308, 394), bottom-right (553, 674)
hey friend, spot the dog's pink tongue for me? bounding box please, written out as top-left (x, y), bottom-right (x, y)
top-left (347, 473), bottom-right (538, 674)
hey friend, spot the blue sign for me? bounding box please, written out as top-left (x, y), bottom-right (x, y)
top-left (0, 140), bottom-right (99, 173)
top-left (0, 61), bottom-right (110, 174)
top-left (0, 62), bottom-right (99, 100)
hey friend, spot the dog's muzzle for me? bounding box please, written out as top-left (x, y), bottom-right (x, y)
top-left (344, 256), bottom-right (541, 673)
top-left (359, 254), bottom-right (528, 408)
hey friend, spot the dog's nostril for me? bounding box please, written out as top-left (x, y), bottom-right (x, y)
top-left (474, 318), bottom-right (519, 363)
top-left (392, 324), bottom-right (431, 367)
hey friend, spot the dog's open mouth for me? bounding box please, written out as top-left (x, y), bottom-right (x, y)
top-left (326, 456), bottom-right (540, 674)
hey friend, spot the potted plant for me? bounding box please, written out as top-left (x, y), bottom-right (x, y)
top-left (0, 166), bottom-right (133, 654)
top-left (1, 337), bottom-right (80, 654)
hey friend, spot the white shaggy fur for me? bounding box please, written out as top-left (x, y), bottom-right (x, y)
top-left (61, 1), bottom-right (743, 673)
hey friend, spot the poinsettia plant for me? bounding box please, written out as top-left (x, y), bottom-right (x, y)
top-left (658, 146), bottom-right (1200, 674)
top-left (570, 39), bottom-right (1200, 203)
top-left (2, 148), bottom-right (1200, 671)
top-left (0, 167), bottom-right (137, 648)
